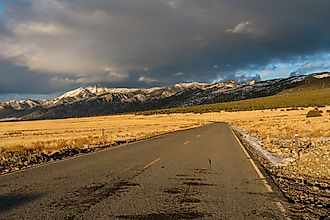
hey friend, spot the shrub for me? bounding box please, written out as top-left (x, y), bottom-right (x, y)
top-left (306, 109), bottom-right (322, 118)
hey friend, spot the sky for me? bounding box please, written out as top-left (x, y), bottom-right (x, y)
top-left (0, 1), bottom-right (3, 14)
top-left (0, 0), bottom-right (329, 101)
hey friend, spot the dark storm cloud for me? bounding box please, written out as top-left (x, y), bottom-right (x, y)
top-left (0, 0), bottom-right (329, 96)
top-left (0, 60), bottom-right (74, 94)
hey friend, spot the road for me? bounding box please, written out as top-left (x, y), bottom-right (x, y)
top-left (0, 123), bottom-right (287, 219)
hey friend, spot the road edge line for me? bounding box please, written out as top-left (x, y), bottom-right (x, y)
top-left (229, 126), bottom-right (273, 193)
top-left (229, 125), bottom-right (292, 218)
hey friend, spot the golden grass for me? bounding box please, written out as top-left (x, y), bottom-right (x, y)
top-left (1, 107), bottom-right (329, 162)
top-left (0, 114), bottom-right (210, 154)
top-left (1, 107), bottom-right (329, 178)
top-left (221, 107), bottom-right (330, 139)
top-left (214, 106), bottom-right (330, 178)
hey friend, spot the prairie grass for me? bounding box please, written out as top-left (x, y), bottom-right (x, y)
top-left (1, 106), bottom-right (329, 156)
top-left (0, 114), bottom-right (210, 155)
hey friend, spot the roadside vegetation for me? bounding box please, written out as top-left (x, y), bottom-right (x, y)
top-left (306, 109), bottom-right (323, 117)
top-left (0, 114), bottom-right (208, 156)
top-left (1, 107), bottom-right (329, 174)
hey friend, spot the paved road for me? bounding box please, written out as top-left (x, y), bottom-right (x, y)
top-left (0, 123), bottom-right (286, 219)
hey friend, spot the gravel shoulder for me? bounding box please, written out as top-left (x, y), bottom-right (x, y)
top-left (233, 127), bottom-right (330, 219)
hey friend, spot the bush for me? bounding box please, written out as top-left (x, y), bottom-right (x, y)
top-left (306, 109), bottom-right (322, 118)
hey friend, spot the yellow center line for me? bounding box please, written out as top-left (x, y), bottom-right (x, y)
top-left (183, 141), bottom-right (190, 145)
top-left (144, 157), bottom-right (161, 169)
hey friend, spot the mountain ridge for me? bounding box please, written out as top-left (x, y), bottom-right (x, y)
top-left (0, 72), bottom-right (329, 121)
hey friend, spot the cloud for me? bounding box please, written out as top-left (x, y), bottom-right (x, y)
top-left (167, 0), bottom-right (180, 8)
top-left (0, 60), bottom-right (73, 94)
top-left (138, 76), bottom-right (158, 84)
top-left (0, 0), bottom-right (329, 98)
top-left (226, 21), bottom-right (253, 34)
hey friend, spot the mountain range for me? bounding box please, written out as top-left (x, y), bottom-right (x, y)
top-left (0, 72), bottom-right (329, 121)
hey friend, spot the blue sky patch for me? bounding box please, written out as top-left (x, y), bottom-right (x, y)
top-left (0, 0), bottom-right (4, 14)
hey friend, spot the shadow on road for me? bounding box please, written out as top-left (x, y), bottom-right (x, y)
top-left (0, 192), bottom-right (44, 213)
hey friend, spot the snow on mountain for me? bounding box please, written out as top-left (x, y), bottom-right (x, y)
top-left (172, 82), bottom-right (209, 89)
top-left (109, 88), bottom-right (140, 93)
top-left (0, 99), bottom-right (46, 110)
top-left (52, 83), bottom-right (213, 106)
top-left (313, 72), bottom-right (330, 79)
top-left (289, 76), bottom-right (307, 83)
top-left (53, 86), bottom-right (113, 104)
top-left (0, 72), bottom-right (328, 120)
top-left (53, 86), bottom-right (157, 105)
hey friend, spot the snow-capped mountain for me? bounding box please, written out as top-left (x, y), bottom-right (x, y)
top-left (0, 72), bottom-right (329, 121)
top-left (313, 72), bottom-right (330, 79)
top-left (0, 99), bottom-right (48, 119)
top-left (0, 100), bottom-right (45, 110)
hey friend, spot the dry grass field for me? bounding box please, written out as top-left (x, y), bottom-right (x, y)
top-left (0, 114), bottom-right (210, 156)
top-left (1, 107), bottom-right (329, 178)
top-left (223, 107), bottom-right (330, 179)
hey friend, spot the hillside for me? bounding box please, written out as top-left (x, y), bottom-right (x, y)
top-left (140, 77), bottom-right (330, 115)
top-left (0, 72), bottom-right (329, 120)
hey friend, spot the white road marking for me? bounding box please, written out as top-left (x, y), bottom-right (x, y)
top-left (229, 127), bottom-right (273, 192)
top-left (184, 141), bottom-right (190, 145)
top-left (275, 201), bottom-right (291, 219)
top-left (196, 135), bottom-right (201, 138)
top-left (230, 126), bottom-right (292, 217)
top-left (144, 158), bottom-right (161, 169)
top-left (262, 180), bottom-right (274, 192)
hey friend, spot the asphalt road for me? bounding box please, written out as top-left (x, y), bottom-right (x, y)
top-left (0, 122), bottom-right (286, 219)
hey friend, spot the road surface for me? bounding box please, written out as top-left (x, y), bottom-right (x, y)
top-left (0, 123), bottom-right (287, 219)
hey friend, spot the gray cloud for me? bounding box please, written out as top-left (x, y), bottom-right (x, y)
top-left (0, 0), bottom-right (329, 97)
top-left (0, 60), bottom-right (74, 94)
